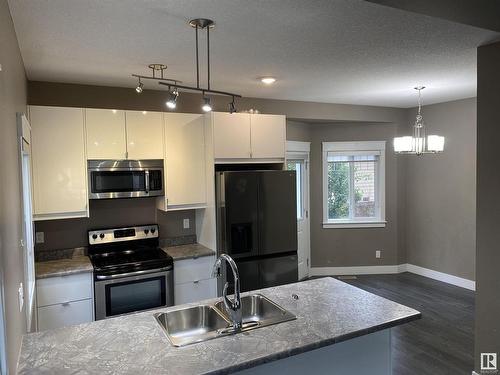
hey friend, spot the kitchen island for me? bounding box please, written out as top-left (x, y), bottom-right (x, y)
top-left (18, 277), bottom-right (420, 374)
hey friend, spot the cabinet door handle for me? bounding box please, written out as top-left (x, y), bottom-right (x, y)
top-left (61, 301), bottom-right (71, 307)
top-left (193, 280), bottom-right (199, 284)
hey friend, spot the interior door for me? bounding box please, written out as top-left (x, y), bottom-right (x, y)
top-left (258, 171), bottom-right (297, 255)
top-left (287, 152), bottom-right (310, 280)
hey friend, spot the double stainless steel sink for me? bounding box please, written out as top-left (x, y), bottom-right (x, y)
top-left (154, 294), bottom-right (296, 347)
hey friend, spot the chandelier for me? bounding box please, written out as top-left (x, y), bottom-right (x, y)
top-left (132, 18), bottom-right (241, 113)
top-left (393, 86), bottom-right (445, 155)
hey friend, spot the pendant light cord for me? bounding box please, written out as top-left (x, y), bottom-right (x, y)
top-left (195, 25), bottom-right (200, 89)
top-left (207, 25), bottom-right (211, 91)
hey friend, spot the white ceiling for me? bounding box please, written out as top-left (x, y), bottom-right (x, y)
top-left (8, 0), bottom-right (499, 108)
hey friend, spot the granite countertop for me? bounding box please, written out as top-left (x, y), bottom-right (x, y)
top-left (18, 277), bottom-right (420, 375)
top-left (35, 249), bottom-right (93, 279)
top-left (162, 243), bottom-right (215, 261)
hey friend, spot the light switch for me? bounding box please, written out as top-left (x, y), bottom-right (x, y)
top-left (183, 219), bottom-right (190, 229)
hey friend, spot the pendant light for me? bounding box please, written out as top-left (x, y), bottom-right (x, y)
top-left (394, 86), bottom-right (445, 155)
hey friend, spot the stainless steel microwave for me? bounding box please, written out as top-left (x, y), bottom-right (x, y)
top-left (88, 160), bottom-right (164, 199)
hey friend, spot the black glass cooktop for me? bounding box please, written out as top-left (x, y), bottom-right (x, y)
top-left (90, 247), bottom-right (173, 274)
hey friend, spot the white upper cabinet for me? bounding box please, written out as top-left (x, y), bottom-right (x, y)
top-left (162, 113), bottom-right (206, 209)
top-left (212, 112), bottom-right (286, 161)
top-left (213, 112), bottom-right (251, 159)
top-left (30, 106), bottom-right (88, 220)
top-left (86, 109), bottom-right (127, 159)
top-left (125, 111), bottom-right (164, 159)
top-left (250, 114), bottom-right (286, 159)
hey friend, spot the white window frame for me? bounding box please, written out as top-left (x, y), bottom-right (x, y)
top-left (322, 141), bottom-right (386, 229)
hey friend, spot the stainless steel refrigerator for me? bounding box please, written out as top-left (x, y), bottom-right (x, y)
top-left (216, 170), bottom-right (298, 293)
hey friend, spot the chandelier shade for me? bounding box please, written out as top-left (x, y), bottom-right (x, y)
top-left (394, 86), bottom-right (445, 155)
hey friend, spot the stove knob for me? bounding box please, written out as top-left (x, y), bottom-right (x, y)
top-left (92, 234), bottom-right (98, 240)
top-left (144, 229), bottom-right (149, 235)
top-left (151, 228), bottom-right (156, 234)
top-left (99, 233), bottom-right (105, 239)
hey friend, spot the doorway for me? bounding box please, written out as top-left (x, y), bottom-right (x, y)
top-left (286, 141), bottom-right (311, 280)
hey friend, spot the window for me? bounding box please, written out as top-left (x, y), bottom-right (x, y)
top-left (322, 141), bottom-right (386, 228)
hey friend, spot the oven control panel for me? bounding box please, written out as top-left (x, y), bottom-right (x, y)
top-left (88, 224), bottom-right (159, 245)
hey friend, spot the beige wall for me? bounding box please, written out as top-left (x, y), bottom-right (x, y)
top-left (0, 0), bottom-right (27, 372)
top-left (286, 121), bottom-right (404, 267)
top-left (310, 122), bottom-right (405, 267)
top-left (405, 98), bottom-right (476, 280)
top-left (475, 40), bottom-right (500, 372)
top-left (287, 98), bottom-right (476, 278)
top-left (27, 81), bottom-right (407, 123)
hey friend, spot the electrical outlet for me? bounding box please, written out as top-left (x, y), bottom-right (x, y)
top-left (18, 283), bottom-right (24, 312)
top-left (35, 232), bottom-right (45, 244)
top-left (183, 218), bottom-right (190, 229)
top-left (375, 250), bottom-right (381, 259)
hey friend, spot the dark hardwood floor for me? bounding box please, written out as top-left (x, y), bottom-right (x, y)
top-left (338, 272), bottom-right (474, 375)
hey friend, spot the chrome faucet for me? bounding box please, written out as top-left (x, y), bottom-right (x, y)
top-left (212, 254), bottom-right (242, 329)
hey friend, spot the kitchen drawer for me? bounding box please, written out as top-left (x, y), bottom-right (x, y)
top-left (37, 298), bottom-right (93, 331)
top-left (173, 255), bottom-right (215, 285)
top-left (37, 272), bottom-right (93, 307)
top-left (174, 278), bottom-right (217, 305)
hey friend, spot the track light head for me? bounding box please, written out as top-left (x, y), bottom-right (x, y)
top-left (135, 78), bottom-right (144, 94)
top-left (202, 96), bottom-right (212, 112)
top-left (229, 97), bottom-right (237, 114)
top-left (166, 88), bottom-right (179, 109)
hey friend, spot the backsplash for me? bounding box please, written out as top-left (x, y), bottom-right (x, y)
top-left (34, 197), bottom-right (196, 251)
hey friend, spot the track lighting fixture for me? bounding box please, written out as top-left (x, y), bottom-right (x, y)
top-left (166, 88), bottom-right (179, 109)
top-left (135, 78), bottom-right (144, 94)
top-left (131, 18), bottom-right (241, 114)
top-left (202, 96), bottom-right (212, 112)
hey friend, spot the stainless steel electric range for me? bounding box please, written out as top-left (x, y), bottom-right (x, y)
top-left (88, 224), bottom-right (174, 320)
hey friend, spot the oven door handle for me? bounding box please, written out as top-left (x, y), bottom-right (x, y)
top-left (95, 266), bottom-right (172, 280)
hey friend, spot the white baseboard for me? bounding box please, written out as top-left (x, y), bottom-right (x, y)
top-left (402, 264), bottom-right (476, 291)
top-left (310, 265), bottom-right (401, 276)
top-left (310, 263), bottom-right (476, 291)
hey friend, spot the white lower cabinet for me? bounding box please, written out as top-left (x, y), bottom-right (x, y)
top-left (37, 299), bottom-right (93, 331)
top-left (36, 272), bottom-right (94, 331)
top-left (174, 279), bottom-right (217, 305)
top-left (173, 255), bottom-right (217, 305)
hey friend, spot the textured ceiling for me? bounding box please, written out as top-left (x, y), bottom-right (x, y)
top-left (8, 0), bottom-right (499, 107)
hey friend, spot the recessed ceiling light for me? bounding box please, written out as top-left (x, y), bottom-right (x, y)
top-left (260, 77), bottom-right (276, 85)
